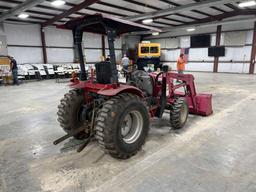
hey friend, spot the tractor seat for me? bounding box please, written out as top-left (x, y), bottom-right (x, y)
top-left (128, 70), bottom-right (154, 96)
top-left (95, 61), bottom-right (112, 84)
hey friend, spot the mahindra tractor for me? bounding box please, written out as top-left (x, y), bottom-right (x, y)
top-left (54, 14), bottom-right (213, 159)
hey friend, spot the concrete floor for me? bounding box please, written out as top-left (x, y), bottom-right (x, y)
top-left (0, 72), bottom-right (256, 192)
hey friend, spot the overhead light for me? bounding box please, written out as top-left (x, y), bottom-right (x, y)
top-left (238, 0), bottom-right (256, 7)
top-left (152, 32), bottom-right (159, 36)
top-left (187, 28), bottom-right (196, 32)
top-left (51, 0), bottom-right (66, 7)
top-left (142, 19), bottom-right (153, 24)
top-left (18, 13), bottom-right (29, 19)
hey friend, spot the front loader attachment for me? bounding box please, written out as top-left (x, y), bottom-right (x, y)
top-left (167, 72), bottom-right (213, 116)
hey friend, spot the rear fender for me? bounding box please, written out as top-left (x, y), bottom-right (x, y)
top-left (97, 85), bottom-right (144, 98)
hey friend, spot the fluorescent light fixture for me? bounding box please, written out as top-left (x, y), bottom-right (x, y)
top-left (238, 0), bottom-right (256, 7)
top-left (187, 28), bottom-right (196, 32)
top-left (18, 13), bottom-right (29, 19)
top-left (152, 32), bottom-right (159, 36)
top-left (51, 0), bottom-right (66, 7)
top-left (142, 19), bottom-right (153, 24)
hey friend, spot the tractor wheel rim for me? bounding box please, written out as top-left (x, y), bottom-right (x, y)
top-left (121, 110), bottom-right (143, 144)
top-left (180, 103), bottom-right (188, 124)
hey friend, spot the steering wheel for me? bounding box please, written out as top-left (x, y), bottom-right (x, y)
top-left (155, 72), bottom-right (164, 85)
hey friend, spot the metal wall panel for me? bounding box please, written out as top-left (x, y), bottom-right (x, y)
top-left (180, 36), bottom-right (190, 48)
top-left (189, 48), bottom-right (213, 61)
top-left (218, 63), bottom-right (250, 73)
top-left (84, 49), bottom-right (102, 63)
top-left (83, 32), bottom-right (102, 48)
top-left (0, 35), bottom-right (8, 55)
top-left (46, 48), bottom-right (74, 63)
top-left (8, 47), bottom-right (43, 64)
top-left (224, 31), bottom-right (247, 46)
top-left (4, 23), bottom-right (41, 46)
top-left (45, 27), bottom-right (73, 47)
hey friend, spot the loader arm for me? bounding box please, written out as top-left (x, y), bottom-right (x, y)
top-left (167, 72), bottom-right (212, 116)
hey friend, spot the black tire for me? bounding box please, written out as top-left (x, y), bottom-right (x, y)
top-left (95, 93), bottom-right (149, 159)
top-left (57, 89), bottom-right (89, 140)
top-left (170, 97), bottom-right (189, 129)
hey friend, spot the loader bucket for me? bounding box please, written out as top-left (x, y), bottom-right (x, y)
top-left (187, 93), bottom-right (213, 116)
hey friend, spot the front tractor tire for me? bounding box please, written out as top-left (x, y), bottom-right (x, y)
top-left (57, 90), bottom-right (89, 140)
top-left (170, 97), bottom-right (189, 130)
top-left (95, 93), bottom-right (149, 159)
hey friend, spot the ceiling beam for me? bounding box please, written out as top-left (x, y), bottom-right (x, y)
top-left (175, 13), bottom-right (200, 21)
top-left (6, 18), bottom-right (42, 24)
top-left (126, 0), bottom-right (237, 21)
top-left (159, 0), bottom-right (180, 7)
top-left (135, 9), bottom-right (256, 36)
top-left (0, 0), bottom-right (121, 19)
top-left (44, 0), bottom-right (175, 27)
top-left (142, 17), bottom-right (256, 38)
top-left (225, 3), bottom-right (240, 10)
top-left (192, 10), bottom-right (213, 17)
top-left (159, 0), bottom-right (214, 19)
top-left (162, 17), bottom-right (256, 32)
top-left (0, 4), bottom-right (75, 22)
top-left (42, 0), bottom-right (100, 27)
top-left (97, 1), bottom-right (142, 14)
top-left (95, 0), bottom-right (186, 24)
top-left (0, 0), bottom-right (86, 16)
top-left (0, 11), bottom-right (52, 23)
top-left (45, 0), bottom-right (174, 27)
top-left (210, 6), bottom-right (227, 13)
top-left (115, 0), bottom-right (188, 24)
top-left (0, 0), bottom-right (192, 26)
top-left (187, 9), bottom-right (256, 25)
top-left (122, 0), bottom-right (160, 11)
top-left (0, 0), bottom-right (46, 22)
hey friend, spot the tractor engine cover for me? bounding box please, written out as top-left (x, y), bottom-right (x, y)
top-left (128, 70), bottom-right (153, 96)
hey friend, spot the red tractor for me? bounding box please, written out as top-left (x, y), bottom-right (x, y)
top-left (54, 14), bottom-right (213, 159)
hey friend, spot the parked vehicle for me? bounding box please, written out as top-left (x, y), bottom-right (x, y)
top-left (54, 14), bottom-right (213, 159)
top-left (137, 42), bottom-right (161, 71)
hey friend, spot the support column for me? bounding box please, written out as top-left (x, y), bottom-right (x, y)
top-left (74, 29), bottom-right (86, 81)
top-left (249, 21), bottom-right (256, 74)
top-left (40, 26), bottom-right (47, 64)
top-left (101, 35), bottom-right (106, 58)
top-left (213, 25), bottom-right (222, 73)
top-left (106, 27), bottom-right (118, 83)
top-left (72, 29), bottom-right (79, 62)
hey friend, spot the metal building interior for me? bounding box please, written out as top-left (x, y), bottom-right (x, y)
top-left (0, 0), bottom-right (256, 192)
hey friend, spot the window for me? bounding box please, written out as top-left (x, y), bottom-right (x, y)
top-left (150, 46), bottom-right (159, 53)
top-left (141, 47), bottom-right (149, 53)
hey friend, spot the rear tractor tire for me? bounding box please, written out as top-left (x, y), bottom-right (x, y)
top-left (95, 93), bottom-right (149, 159)
top-left (57, 89), bottom-right (90, 140)
top-left (170, 97), bottom-right (189, 130)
